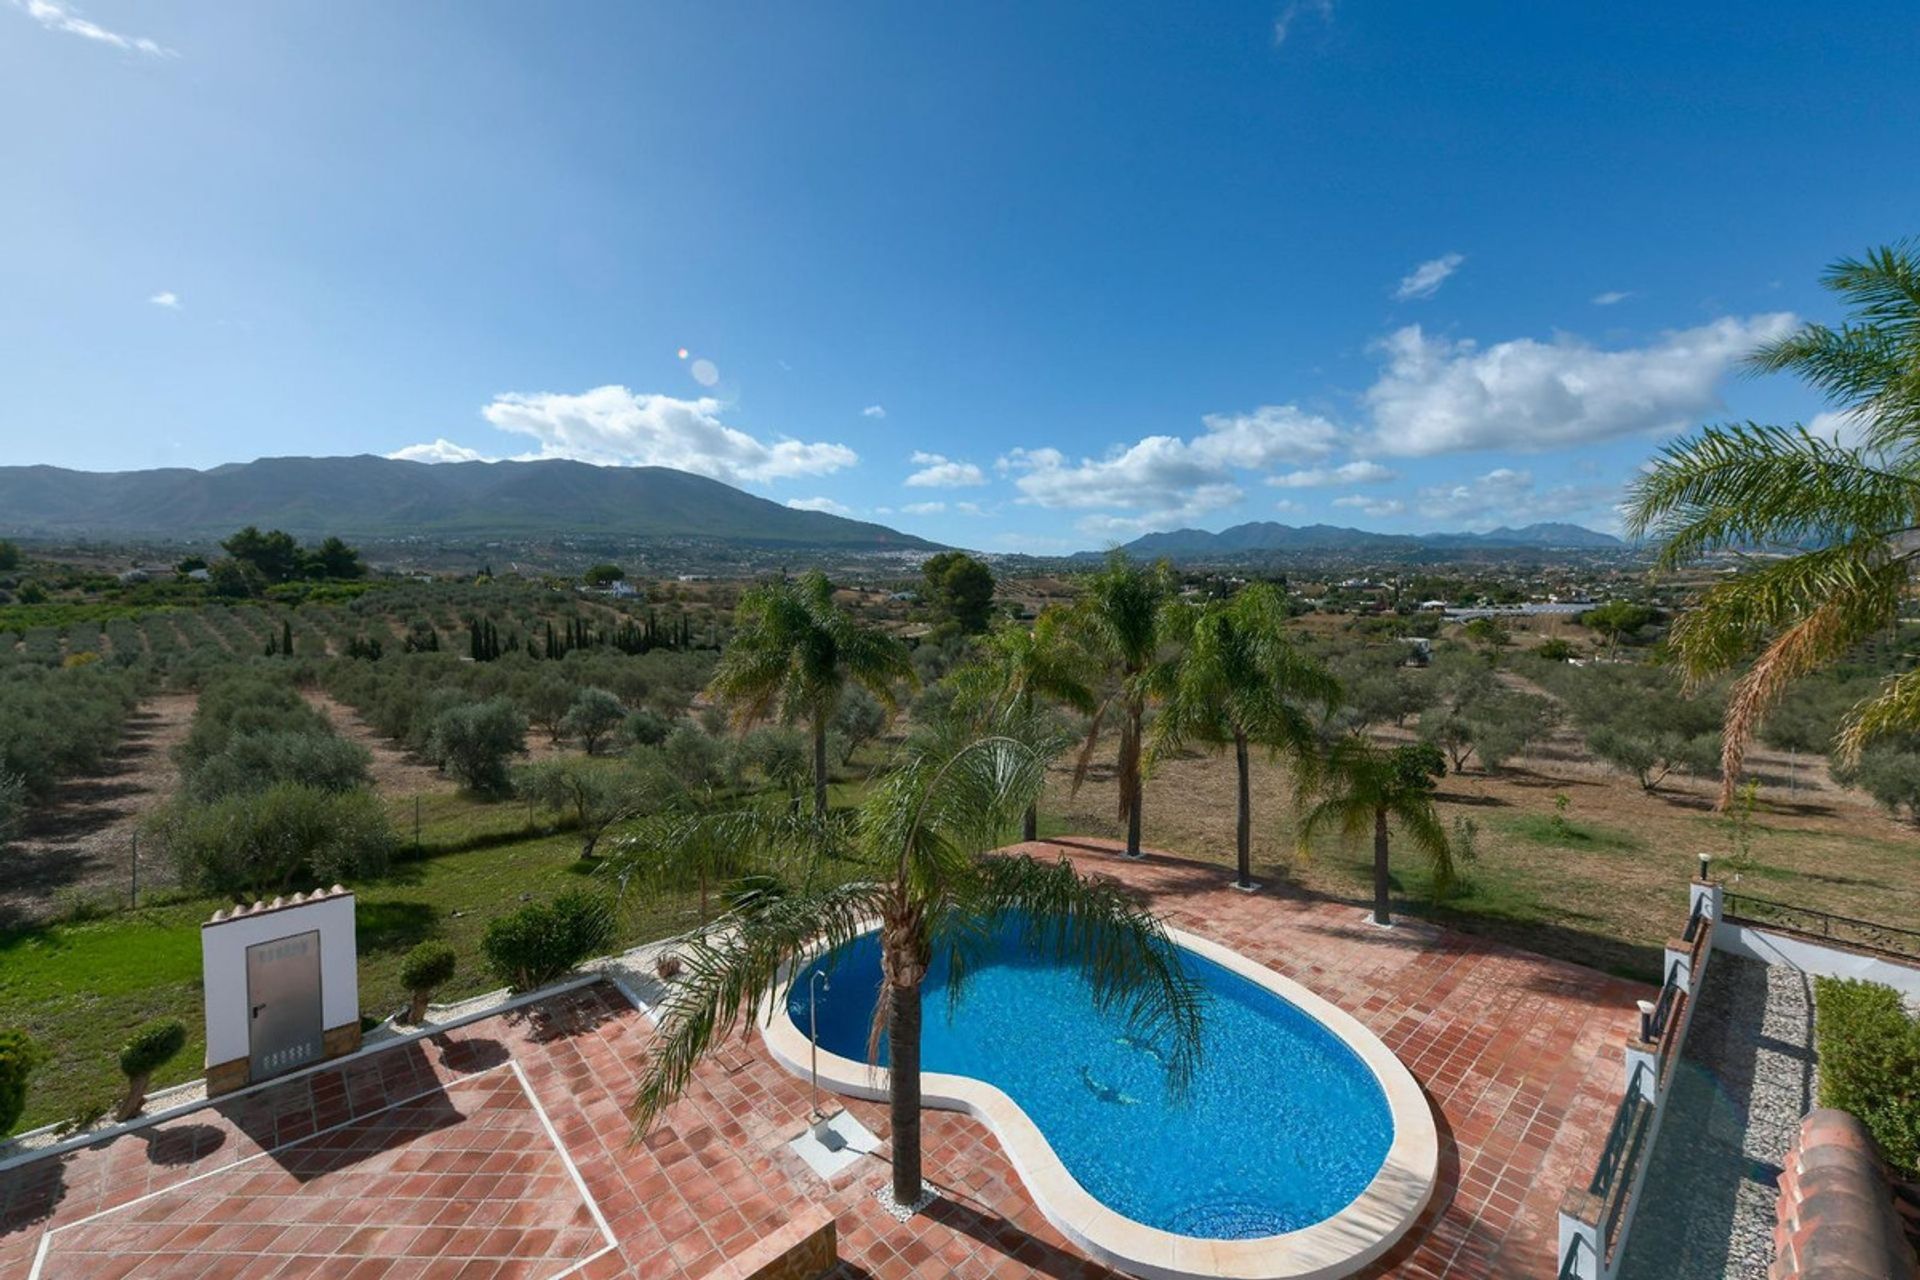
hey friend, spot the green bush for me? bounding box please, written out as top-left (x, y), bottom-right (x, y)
top-left (400, 941), bottom-right (458, 1022)
top-left (118, 1018), bottom-right (187, 1079)
top-left (481, 890), bottom-right (616, 992)
top-left (0, 1027), bottom-right (44, 1134)
top-left (428, 697), bottom-right (525, 793)
top-left (186, 729), bottom-right (373, 801)
top-left (147, 782), bottom-right (396, 893)
top-left (1814, 976), bottom-right (1920, 1176)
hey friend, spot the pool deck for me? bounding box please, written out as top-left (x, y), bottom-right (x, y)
top-left (0, 838), bottom-right (1645, 1279)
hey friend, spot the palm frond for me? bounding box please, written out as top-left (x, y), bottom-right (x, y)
top-left (954, 853), bottom-right (1208, 1089)
top-left (628, 879), bottom-right (890, 1139)
top-left (1623, 423), bottom-right (1920, 565)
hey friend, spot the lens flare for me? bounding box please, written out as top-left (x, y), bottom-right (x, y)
top-left (676, 347), bottom-right (689, 360)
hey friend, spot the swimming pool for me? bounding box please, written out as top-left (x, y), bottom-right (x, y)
top-left (762, 918), bottom-right (1436, 1280)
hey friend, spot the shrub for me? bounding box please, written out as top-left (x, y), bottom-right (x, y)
top-left (148, 782), bottom-right (396, 893)
top-left (117, 1018), bottom-right (186, 1120)
top-left (1814, 976), bottom-right (1920, 1176)
top-left (481, 890), bottom-right (616, 992)
top-left (0, 1027), bottom-right (43, 1135)
top-left (0, 769), bottom-right (23, 844)
top-left (623, 708), bottom-right (671, 748)
top-left (662, 725), bottom-right (729, 792)
top-left (560, 687), bottom-right (626, 754)
top-left (186, 730), bottom-right (373, 801)
top-left (399, 941), bottom-right (458, 1023)
top-left (428, 697), bottom-right (526, 793)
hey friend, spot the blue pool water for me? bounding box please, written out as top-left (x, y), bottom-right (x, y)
top-left (786, 920), bottom-right (1393, 1239)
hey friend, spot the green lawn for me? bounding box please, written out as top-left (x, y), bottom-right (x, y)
top-left (0, 812), bottom-right (715, 1135)
top-left (2, 747), bottom-right (899, 1137)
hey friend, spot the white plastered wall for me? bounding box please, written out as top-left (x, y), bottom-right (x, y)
top-left (201, 890), bottom-right (359, 1067)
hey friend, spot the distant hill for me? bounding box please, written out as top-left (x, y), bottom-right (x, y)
top-left (1110, 520), bottom-right (1623, 560)
top-left (0, 456), bottom-right (940, 550)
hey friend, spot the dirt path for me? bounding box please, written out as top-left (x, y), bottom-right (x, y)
top-left (302, 691), bottom-right (448, 795)
top-left (0, 692), bottom-right (198, 927)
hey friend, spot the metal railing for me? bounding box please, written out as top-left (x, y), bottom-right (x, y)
top-left (1681, 896), bottom-right (1708, 944)
top-left (1589, 1066), bottom-right (1655, 1262)
top-left (1723, 892), bottom-right (1920, 961)
top-left (1560, 1235), bottom-right (1587, 1280)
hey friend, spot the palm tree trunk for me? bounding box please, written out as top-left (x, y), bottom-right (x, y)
top-left (1234, 732), bottom-right (1252, 888)
top-left (812, 713), bottom-right (829, 821)
top-left (1373, 805), bottom-right (1391, 926)
top-left (887, 975), bottom-right (924, 1205)
top-left (1124, 705), bottom-right (1143, 858)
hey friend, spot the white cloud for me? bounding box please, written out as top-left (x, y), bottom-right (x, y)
top-left (388, 438), bottom-right (492, 464)
top-left (998, 404), bottom-right (1344, 537)
top-left (1001, 404), bottom-right (1341, 536)
top-left (786, 496), bottom-right (853, 516)
top-left (14, 0), bottom-right (172, 55)
top-left (1332, 494), bottom-right (1405, 518)
top-left (476, 385), bottom-right (856, 484)
top-left (1592, 290), bottom-right (1633, 306)
top-left (905, 451), bottom-right (987, 488)
top-left (1269, 459), bottom-right (1395, 488)
top-left (1363, 313), bottom-right (1798, 456)
top-left (1272, 498), bottom-right (1306, 515)
top-left (901, 501), bottom-right (946, 516)
top-left (862, 404), bottom-right (887, 419)
top-left (953, 501), bottom-right (987, 516)
top-left (1807, 409), bottom-right (1869, 449)
top-left (1273, 0), bottom-right (1332, 46)
top-left (1393, 252), bottom-right (1465, 301)
top-left (147, 291), bottom-right (180, 309)
top-left (1412, 467), bottom-right (1617, 528)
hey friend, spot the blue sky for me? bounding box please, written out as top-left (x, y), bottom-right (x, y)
top-left (4, 2), bottom-right (1916, 552)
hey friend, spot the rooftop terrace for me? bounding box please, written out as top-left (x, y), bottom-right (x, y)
top-left (0, 838), bottom-right (1645, 1279)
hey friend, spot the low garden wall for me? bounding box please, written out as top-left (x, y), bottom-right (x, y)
top-left (1557, 871), bottom-right (1718, 1280)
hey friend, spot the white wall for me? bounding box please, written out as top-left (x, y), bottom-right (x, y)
top-left (1715, 922), bottom-right (1920, 998)
top-left (201, 893), bottom-right (358, 1066)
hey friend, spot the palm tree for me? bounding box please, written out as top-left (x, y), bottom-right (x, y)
top-left (707, 571), bottom-right (915, 820)
top-left (626, 716), bottom-right (1207, 1210)
top-left (950, 606), bottom-right (1097, 841)
top-left (1073, 551), bottom-right (1174, 858)
top-left (1296, 737), bottom-right (1452, 927)
top-left (1626, 242), bottom-right (1920, 807)
top-left (1148, 584), bottom-right (1339, 890)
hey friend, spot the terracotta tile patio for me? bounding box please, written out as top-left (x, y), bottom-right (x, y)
top-left (0, 839), bottom-right (1646, 1279)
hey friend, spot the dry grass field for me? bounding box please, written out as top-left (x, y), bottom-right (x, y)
top-left (1041, 714), bottom-right (1920, 981)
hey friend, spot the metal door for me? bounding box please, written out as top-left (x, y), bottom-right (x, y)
top-left (247, 930), bottom-right (323, 1080)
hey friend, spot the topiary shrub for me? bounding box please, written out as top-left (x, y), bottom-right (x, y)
top-left (1814, 976), bottom-right (1920, 1176)
top-left (117, 1018), bottom-right (187, 1121)
top-left (481, 890), bottom-right (616, 993)
top-left (0, 1027), bottom-right (44, 1136)
top-left (399, 941), bottom-right (458, 1024)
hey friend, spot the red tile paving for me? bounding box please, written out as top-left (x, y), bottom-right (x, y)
top-left (0, 838), bottom-right (1647, 1279)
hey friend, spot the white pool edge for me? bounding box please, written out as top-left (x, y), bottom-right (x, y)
top-left (757, 922), bottom-right (1439, 1280)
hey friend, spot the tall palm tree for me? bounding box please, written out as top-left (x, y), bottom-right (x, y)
top-left (950, 606), bottom-right (1097, 841)
top-left (1626, 242), bottom-right (1920, 808)
top-left (1296, 738), bottom-right (1452, 927)
top-left (1148, 584), bottom-right (1339, 890)
top-left (1073, 551), bottom-right (1174, 858)
top-left (708, 571), bottom-right (915, 820)
top-left (625, 716), bottom-right (1207, 1210)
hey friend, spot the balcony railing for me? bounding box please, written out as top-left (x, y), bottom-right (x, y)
top-left (1590, 1066), bottom-right (1655, 1260)
top-left (1723, 891), bottom-right (1920, 961)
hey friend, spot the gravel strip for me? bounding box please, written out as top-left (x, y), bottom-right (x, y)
top-left (1616, 953), bottom-right (1816, 1280)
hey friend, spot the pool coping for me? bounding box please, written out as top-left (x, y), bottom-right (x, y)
top-left (757, 922), bottom-right (1439, 1280)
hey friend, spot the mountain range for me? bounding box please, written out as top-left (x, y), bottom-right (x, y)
top-left (1113, 520), bottom-right (1623, 559)
top-left (0, 456), bottom-right (939, 550)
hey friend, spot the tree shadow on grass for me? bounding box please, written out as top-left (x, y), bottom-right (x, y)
top-left (354, 900), bottom-right (437, 954)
